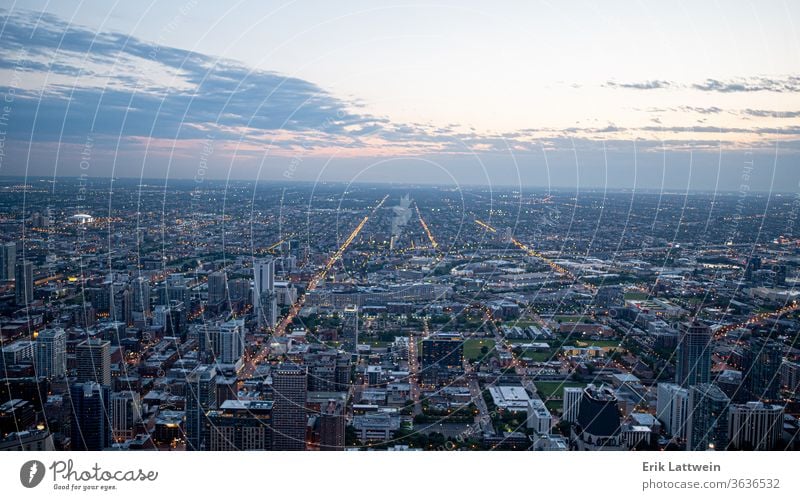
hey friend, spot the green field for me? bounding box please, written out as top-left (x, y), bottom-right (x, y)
top-left (623, 291), bottom-right (649, 300)
top-left (533, 381), bottom-right (585, 399)
top-left (519, 349), bottom-right (557, 362)
top-left (574, 339), bottom-right (623, 348)
top-left (463, 338), bottom-right (495, 359)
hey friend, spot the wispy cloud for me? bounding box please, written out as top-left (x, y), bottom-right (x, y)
top-left (605, 80), bottom-right (672, 90)
top-left (692, 76), bottom-right (800, 93)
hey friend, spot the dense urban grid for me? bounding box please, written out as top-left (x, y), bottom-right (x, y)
top-left (1, 177), bottom-right (799, 451)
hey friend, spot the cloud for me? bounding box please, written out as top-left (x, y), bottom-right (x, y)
top-left (0, 9), bottom-right (383, 146)
top-left (741, 109), bottom-right (800, 118)
top-left (692, 76), bottom-right (800, 93)
top-left (605, 80), bottom-right (672, 90)
top-left (607, 76), bottom-right (800, 94)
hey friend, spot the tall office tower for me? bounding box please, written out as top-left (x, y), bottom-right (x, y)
top-left (111, 284), bottom-right (132, 325)
top-left (741, 338), bottom-right (782, 402)
top-left (319, 399), bottom-right (345, 451)
top-left (130, 276), bottom-right (151, 318)
top-left (211, 319), bottom-right (245, 365)
top-left (205, 400), bottom-right (273, 451)
top-left (69, 382), bottom-right (112, 451)
top-left (76, 338), bottom-right (111, 386)
top-left (675, 321), bottom-right (712, 388)
top-left (656, 383), bottom-right (690, 441)
top-left (110, 391), bottom-right (142, 442)
top-left (272, 363), bottom-right (308, 451)
top-left (728, 402), bottom-right (783, 450)
top-left (342, 305), bottom-right (359, 354)
top-left (686, 383), bottom-right (730, 451)
top-left (562, 386), bottom-right (585, 423)
top-left (253, 258), bottom-right (277, 329)
top-left (35, 328), bottom-right (66, 379)
top-left (0, 241), bottom-right (15, 281)
top-left (207, 271), bottom-right (228, 307)
top-left (14, 260), bottom-right (33, 307)
top-left (185, 364), bottom-right (218, 450)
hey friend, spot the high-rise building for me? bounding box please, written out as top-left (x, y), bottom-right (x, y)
top-left (207, 271), bottom-right (228, 307)
top-left (35, 328), bottom-right (66, 379)
top-left (185, 364), bottom-right (217, 450)
top-left (687, 383), bottom-right (730, 451)
top-left (130, 276), bottom-right (151, 318)
top-left (272, 363), bottom-right (307, 451)
top-left (76, 338), bottom-right (111, 386)
top-left (319, 399), bottom-right (345, 451)
top-left (253, 258), bottom-right (277, 329)
top-left (206, 400), bottom-right (274, 451)
top-left (675, 321), bottom-right (712, 388)
top-left (571, 385), bottom-right (624, 450)
top-left (342, 304), bottom-right (359, 354)
top-left (15, 260), bottom-right (33, 307)
top-left (656, 383), bottom-right (689, 441)
top-left (741, 338), bottom-right (782, 402)
top-left (728, 401), bottom-right (783, 450)
top-left (562, 386), bottom-right (584, 423)
top-left (209, 318), bottom-right (245, 365)
top-left (110, 391), bottom-right (142, 442)
top-left (0, 242), bottom-right (15, 281)
top-left (69, 382), bottom-right (112, 451)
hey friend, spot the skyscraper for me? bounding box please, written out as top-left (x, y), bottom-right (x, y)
top-left (728, 401), bottom-right (783, 450)
top-left (76, 338), bottom-right (111, 386)
top-left (319, 399), bottom-right (345, 451)
top-left (0, 242), bottom-right (15, 281)
top-left (253, 258), bottom-right (277, 329)
top-left (686, 383), bottom-right (730, 451)
top-left (14, 260), bottom-right (33, 307)
top-left (741, 338), bottom-right (782, 402)
top-left (342, 304), bottom-right (359, 354)
top-left (35, 328), bottom-right (66, 379)
top-left (185, 364), bottom-right (217, 450)
top-left (110, 391), bottom-right (142, 442)
top-left (675, 321), bottom-right (712, 388)
top-left (272, 363), bottom-right (307, 451)
top-left (207, 271), bottom-right (228, 308)
top-left (562, 386), bottom-right (584, 424)
top-left (656, 383), bottom-right (689, 441)
top-left (130, 276), bottom-right (151, 318)
top-left (69, 382), bottom-right (112, 451)
top-left (210, 318), bottom-right (245, 365)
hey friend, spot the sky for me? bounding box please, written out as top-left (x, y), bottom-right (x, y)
top-left (0, 0), bottom-right (798, 191)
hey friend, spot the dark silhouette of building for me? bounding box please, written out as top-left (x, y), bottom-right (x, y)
top-left (741, 338), bottom-right (782, 402)
top-left (185, 364), bottom-right (217, 450)
top-left (319, 399), bottom-right (345, 450)
top-left (686, 383), bottom-right (729, 451)
top-left (675, 321), bottom-right (711, 388)
top-left (15, 260), bottom-right (33, 307)
top-left (69, 382), bottom-right (112, 451)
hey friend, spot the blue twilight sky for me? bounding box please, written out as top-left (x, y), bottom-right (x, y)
top-left (0, 0), bottom-right (798, 190)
